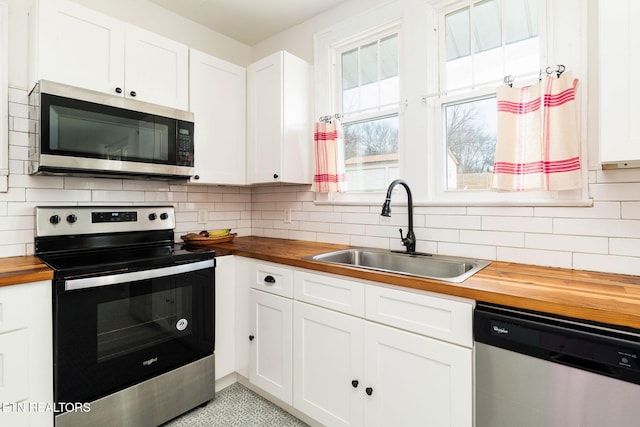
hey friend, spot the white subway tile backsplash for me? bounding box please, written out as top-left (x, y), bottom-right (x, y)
top-left (331, 222), bottom-right (365, 235)
top-left (589, 182), bottom-right (640, 201)
top-left (482, 216), bottom-right (552, 233)
top-left (460, 230), bottom-right (525, 248)
top-left (427, 214), bottom-right (481, 230)
top-left (553, 218), bottom-right (640, 238)
top-left (621, 202), bottom-right (640, 219)
top-left (573, 253), bottom-right (640, 276)
top-left (610, 238), bottom-right (640, 257)
top-left (27, 188), bottom-right (91, 202)
top-left (525, 233), bottom-right (609, 254)
top-left (497, 247), bottom-right (572, 269)
top-left (467, 206), bottom-right (534, 217)
top-left (534, 202), bottom-right (621, 219)
top-left (438, 242), bottom-right (496, 260)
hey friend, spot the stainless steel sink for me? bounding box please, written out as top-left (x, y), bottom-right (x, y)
top-left (305, 248), bottom-right (490, 283)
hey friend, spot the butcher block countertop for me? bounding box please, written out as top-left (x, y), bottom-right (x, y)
top-left (212, 236), bottom-right (640, 331)
top-left (0, 255), bottom-right (53, 287)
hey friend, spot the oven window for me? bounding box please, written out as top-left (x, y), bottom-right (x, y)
top-left (97, 284), bottom-right (192, 363)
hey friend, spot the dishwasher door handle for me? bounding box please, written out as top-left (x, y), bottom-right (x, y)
top-left (551, 353), bottom-right (622, 378)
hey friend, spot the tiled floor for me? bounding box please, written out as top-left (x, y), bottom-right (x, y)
top-left (161, 382), bottom-right (309, 427)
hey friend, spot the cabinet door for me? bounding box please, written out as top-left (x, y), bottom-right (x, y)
top-left (32, 0), bottom-right (125, 94)
top-left (249, 289), bottom-right (292, 404)
top-left (293, 301), bottom-right (364, 427)
top-left (189, 49), bottom-right (246, 185)
top-left (124, 25), bottom-right (189, 110)
top-left (363, 322), bottom-right (472, 427)
top-left (247, 52), bottom-right (283, 184)
top-left (599, 0), bottom-right (640, 165)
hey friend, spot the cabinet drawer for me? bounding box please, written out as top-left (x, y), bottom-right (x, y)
top-left (294, 270), bottom-right (365, 316)
top-left (365, 286), bottom-right (473, 347)
top-left (0, 286), bottom-right (31, 334)
top-left (249, 261), bottom-right (293, 298)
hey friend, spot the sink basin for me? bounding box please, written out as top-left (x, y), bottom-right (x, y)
top-left (305, 248), bottom-right (490, 283)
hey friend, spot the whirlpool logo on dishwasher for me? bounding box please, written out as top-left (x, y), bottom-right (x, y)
top-left (492, 324), bottom-right (509, 334)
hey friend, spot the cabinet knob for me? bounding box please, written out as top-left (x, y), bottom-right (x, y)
top-left (130, 90), bottom-right (137, 97)
top-left (365, 387), bottom-right (373, 396)
top-left (249, 335), bottom-right (255, 341)
top-left (115, 87), bottom-right (123, 94)
top-left (264, 275), bottom-right (276, 285)
top-left (273, 173), bottom-right (279, 179)
top-left (194, 175), bottom-right (200, 180)
top-left (351, 380), bottom-right (359, 388)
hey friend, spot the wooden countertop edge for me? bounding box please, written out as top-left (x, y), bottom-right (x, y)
top-left (212, 236), bottom-right (640, 330)
top-left (0, 256), bottom-right (53, 287)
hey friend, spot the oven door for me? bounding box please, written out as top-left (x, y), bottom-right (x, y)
top-left (54, 259), bottom-right (214, 404)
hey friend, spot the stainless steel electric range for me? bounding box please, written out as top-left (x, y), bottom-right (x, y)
top-left (35, 206), bottom-right (216, 427)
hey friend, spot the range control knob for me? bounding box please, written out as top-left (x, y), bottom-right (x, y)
top-left (49, 215), bottom-right (61, 225)
top-left (66, 214), bottom-right (77, 224)
top-left (148, 213), bottom-right (157, 221)
top-left (160, 212), bottom-right (169, 220)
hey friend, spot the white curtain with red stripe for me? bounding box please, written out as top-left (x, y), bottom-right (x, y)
top-left (490, 72), bottom-right (581, 192)
top-left (313, 120), bottom-right (348, 193)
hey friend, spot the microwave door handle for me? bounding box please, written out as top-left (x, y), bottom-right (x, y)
top-left (64, 259), bottom-right (214, 291)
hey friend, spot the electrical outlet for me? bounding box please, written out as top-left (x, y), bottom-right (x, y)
top-left (197, 209), bottom-right (208, 224)
top-left (284, 208), bottom-right (292, 224)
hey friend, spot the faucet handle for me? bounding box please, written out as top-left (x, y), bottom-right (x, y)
top-left (398, 228), bottom-right (406, 245)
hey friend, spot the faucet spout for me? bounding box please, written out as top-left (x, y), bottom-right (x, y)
top-left (380, 179), bottom-right (416, 253)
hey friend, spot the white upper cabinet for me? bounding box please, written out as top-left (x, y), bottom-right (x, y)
top-left (123, 25), bottom-right (188, 110)
top-left (246, 51), bottom-right (312, 184)
top-left (189, 49), bottom-right (246, 185)
top-left (29, 0), bottom-right (188, 110)
top-left (599, 0), bottom-right (640, 167)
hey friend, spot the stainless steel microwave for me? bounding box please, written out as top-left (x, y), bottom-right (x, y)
top-left (28, 80), bottom-right (195, 180)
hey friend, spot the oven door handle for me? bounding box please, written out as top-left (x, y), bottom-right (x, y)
top-left (64, 259), bottom-right (215, 291)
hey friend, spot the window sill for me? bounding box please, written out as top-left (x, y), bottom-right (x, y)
top-left (314, 195), bottom-right (594, 208)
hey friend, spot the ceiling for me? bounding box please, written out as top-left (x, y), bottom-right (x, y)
top-left (146, 0), bottom-right (350, 46)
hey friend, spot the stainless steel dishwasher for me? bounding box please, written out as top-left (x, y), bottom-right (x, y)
top-left (474, 303), bottom-right (640, 427)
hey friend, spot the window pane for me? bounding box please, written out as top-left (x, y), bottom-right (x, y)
top-left (445, 98), bottom-right (496, 190)
top-left (473, 0), bottom-right (501, 53)
top-left (505, 0), bottom-right (538, 44)
top-left (344, 116), bottom-right (399, 192)
top-left (360, 41), bottom-right (378, 85)
top-left (380, 34), bottom-right (398, 80)
top-left (342, 48), bottom-right (358, 90)
top-left (446, 7), bottom-right (470, 61)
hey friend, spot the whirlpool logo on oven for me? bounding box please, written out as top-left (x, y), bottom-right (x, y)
top-left (142, 357), bottom-right (158, 367)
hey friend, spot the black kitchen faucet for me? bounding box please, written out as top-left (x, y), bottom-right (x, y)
top-left (381, 179), bottom-right (416, 253)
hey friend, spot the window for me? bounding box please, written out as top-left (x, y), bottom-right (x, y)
top-left (441, 0), bottom-right (540, 192)
top-left (337, 30), bottom-right (400, 193)
top-left (313, 0), bottom-right (586, 205)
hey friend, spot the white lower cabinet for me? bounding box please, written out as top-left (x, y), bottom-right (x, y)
top-left (240, 258), bottom-right (473, 427)
top-left (293, 301), bottom-right (364, 427)
top-left (293, 301), bottom-right (472, 427)
top-left (363, 322), bottom-right (472, 427)
top-left (249, 288), bottom-right (293, 405)
top-left (0, 281), bottom-right (53, 427)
